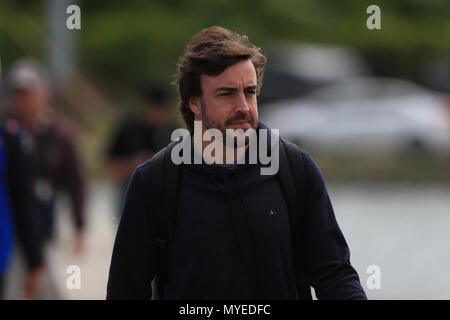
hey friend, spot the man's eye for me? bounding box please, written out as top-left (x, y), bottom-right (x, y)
top-left (246, 90), bottom-right (256, 95)
top-left (219, 92), bottom-right (232, 96)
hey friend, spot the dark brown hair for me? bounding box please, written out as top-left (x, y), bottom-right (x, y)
top-left (174, 26), bottom-right (267, 133)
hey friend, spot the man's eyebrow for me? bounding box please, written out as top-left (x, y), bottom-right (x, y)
top-left (245, 85), bottom-right (258, 91)
top-left (214, 85), bottom-right (257, 93)
top-left (214, 87), bottom-right (237, 93)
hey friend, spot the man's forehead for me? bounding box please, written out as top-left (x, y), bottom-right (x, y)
top-left (201, 59), bottom-right (257, 89)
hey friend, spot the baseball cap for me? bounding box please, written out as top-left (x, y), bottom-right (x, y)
top-left (7, 59), bottom-right (50, 91)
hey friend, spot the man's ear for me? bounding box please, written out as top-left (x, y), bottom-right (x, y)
top-left (189, 96), bottom-right (201, 117)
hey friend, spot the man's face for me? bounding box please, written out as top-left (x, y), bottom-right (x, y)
top-left (190, 59), bottom-right (259, 136)
top-left (12, 86), bottom-right (47, 125)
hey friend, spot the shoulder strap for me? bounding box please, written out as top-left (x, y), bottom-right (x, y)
top-left (278, 139), bottom-right (312, 300)
top-left (278, 139), bottom-right (305, 233)
top-left (146, 138), bottom-right (182, 299)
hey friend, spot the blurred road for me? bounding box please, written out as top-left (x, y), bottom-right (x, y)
top-left (5, 180), bottom-right (450, 300)
top-left (328, 182), bottom-right (450, 300)
top-left (48, 182), bottom-right (118, 299)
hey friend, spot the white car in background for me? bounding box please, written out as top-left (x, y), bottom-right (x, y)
top-left (261, 77), bottom-right (450, 153)
top-left (259, 42), bottom-right (371, 104)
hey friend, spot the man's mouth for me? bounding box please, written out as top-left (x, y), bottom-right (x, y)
top-left (226, 115), bottom-right (254, 129)
top-left (227, 120), bottom-right (251, 129)
top-left (229, 120), bottom-right (249, 125)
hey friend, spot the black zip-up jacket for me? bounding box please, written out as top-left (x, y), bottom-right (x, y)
top-left (107, 125), bottom-right (367, 300)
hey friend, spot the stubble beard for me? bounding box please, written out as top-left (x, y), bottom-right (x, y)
top-left (200, 99), bottom-right (257, 148)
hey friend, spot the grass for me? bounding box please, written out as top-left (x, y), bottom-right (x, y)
top-left (311, 150), bottom-right (450, 183)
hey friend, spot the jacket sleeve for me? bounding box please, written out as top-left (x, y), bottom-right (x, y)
top-left (106, 166), bottom-right (156, 299)
top-left (58, 129), bottom-right (86, 232)
top-left (301, 152), bottom-right (367, 300)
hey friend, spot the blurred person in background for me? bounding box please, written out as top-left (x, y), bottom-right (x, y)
top-left (105, 82), bottom-right (177, 215)
top-left (0, 62), bottom-right (45, 299)
top-left (6, 59), bottom-right (86, 254)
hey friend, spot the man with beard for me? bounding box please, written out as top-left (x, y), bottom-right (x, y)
top-left (107, 26), bottom-right (366, 300)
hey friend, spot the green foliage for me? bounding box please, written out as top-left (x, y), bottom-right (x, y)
top-left (1, 0), bottom-right (449, 90)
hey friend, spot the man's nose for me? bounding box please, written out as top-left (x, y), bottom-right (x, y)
top-left (234, 92), bottom-right (250, 113)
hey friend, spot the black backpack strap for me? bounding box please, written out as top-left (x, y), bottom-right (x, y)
top-left (278, 139), bottom-right (312, 300)
top-left (147, 138), bottom-right (182, 299)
